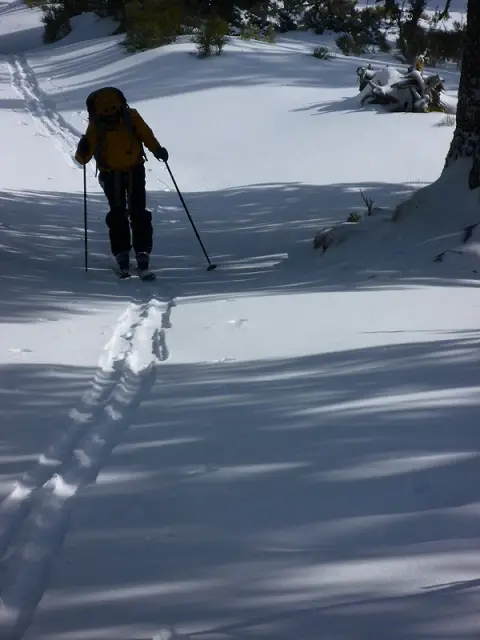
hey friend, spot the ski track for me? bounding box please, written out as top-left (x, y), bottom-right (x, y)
top-left (7, 52), bottom-right (174, 192)
top-left (7, 53), bottom-right (86, 170)
top-left (0, 50), bottom-right (181, 639)
top-left (0, 297), bottom-right (175, 639)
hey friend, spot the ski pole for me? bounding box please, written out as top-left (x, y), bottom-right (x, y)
top-left (83, 164), bottom-right (88, 272)
top-left (164, 160), bottom-right (217, 271)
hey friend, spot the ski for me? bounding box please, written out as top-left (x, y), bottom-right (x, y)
top-left (111, 265), bottom-right (156, 281)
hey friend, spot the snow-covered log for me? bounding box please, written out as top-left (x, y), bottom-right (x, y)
top-left (357, 64), bottom-right (458, 114)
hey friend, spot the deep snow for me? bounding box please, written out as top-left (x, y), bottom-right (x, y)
top-left (1, 2), bottom-right (479, 639)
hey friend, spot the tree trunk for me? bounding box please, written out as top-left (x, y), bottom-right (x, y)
top-left (444, 0), bottom-right (480, 190)
top-left (402, 0), bottom-right (427, 61)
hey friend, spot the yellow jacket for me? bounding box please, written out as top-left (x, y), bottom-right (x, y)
top-left (75, 109), bottom-right (161, 171)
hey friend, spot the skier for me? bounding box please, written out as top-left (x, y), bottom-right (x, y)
top-left (74, 86), bottom-right (169, 278)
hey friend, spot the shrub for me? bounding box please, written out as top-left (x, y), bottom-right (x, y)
top-left (240, 23), bottom-right (261, 40)
top-left (312, 45), bottom-right (333, 60)
top-left (263, 23), bottom-right (276, 43)
top-left (347, 212), bottom-right (362, 222)
top-left (192, 14), bottom-right (229, 58)
top-left (239, 21), bottom-right (277, 43)
top-left (122, 0), bottom-right (183, 52)
top-left (437, 113), bottom-right (456, 127)
top-left (42, 2), bottom-right (71, 44)
top-left (336, 33), bottom-right (366, 55)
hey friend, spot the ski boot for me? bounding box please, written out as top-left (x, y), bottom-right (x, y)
top-left (136, 252), bottom-right (155, 281)
top-left (115, 250), bottom-right (131, 279)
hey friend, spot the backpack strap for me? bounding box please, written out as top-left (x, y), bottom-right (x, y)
top-left (122, 105), bottom-right (147, 164)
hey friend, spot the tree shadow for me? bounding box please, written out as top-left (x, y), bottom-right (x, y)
top-left (0, 25), bottom-right (43, 56)
top-left (0, 98), bottom-right (26, 110)
top-left (22, 333), bottom-right (480, 638)
top-left (291, 94), bottom-right (364, 115)
top-left (27, 35), bottom-right (371, 110)
top-left (1, 178), bottom-right (478, 324)
top-left (0, 362), bottom-right (96, 499)
top-left (0, 188), bottom-right (131, 324)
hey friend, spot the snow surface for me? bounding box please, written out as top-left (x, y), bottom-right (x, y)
top-left (1, 4), bottom-right (480, 640)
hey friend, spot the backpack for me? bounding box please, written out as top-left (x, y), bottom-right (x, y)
top-left (85, 86), bottom-right (146, 172)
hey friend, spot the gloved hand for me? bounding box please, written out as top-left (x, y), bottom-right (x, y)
top-left (77, 135), bottom-right (90, 158)
top-left (154, 145), bottom-right (169, 162)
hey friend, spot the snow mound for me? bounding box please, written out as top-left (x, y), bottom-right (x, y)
top-left (313, 208), bottom-right (393, 252)
top-left (394, 158), bottom-right (480, 225)
top-left (313, 159), bottom-right (480, 278)
top-left (53, 12), bottom-right (118, 47)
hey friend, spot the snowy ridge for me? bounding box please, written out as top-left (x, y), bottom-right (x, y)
top-left (7, 54), bottom-right (83, 169)
top-left (0, 297), bottom-right (173, 640)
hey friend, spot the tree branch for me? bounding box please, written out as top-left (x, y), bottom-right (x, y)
top-left (437, 0), bottom-right (452, 20)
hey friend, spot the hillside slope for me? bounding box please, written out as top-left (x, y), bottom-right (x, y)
top-left (1, 5), bottom-right (479, 640)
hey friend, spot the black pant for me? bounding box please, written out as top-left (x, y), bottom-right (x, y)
top-left (99, 164), bottom-right (153, 256)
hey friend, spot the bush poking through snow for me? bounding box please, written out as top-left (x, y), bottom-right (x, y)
top-left (344, 191), bottom-right (375, 223)
top-left (239, 23), bottom-right (276, 43)
top-left (359, 188), bottom-right (375, 215)
top-left (240, 23), bottom-right (261, 40)
top-left (312, 45), bottom-right (334, 60)
top-left (263, 24), bottom-right (276, 43)
top-left (192, 15), bottom-right (229, 58)
top-left (314, 188), bottom-right (390, 253)
top-left (437, 113), bottom-right (456, 127)
top-left (313, 208), bottom-right (392, 253)
top-left (347, 212), bottom-right (362, 223)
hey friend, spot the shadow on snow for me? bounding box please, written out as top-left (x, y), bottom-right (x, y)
top-left (10, 332), bottom-right (480, 639)
top-left (0, 178), bottom-right (477, 324)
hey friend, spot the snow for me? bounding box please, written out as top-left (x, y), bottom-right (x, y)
top-left (1, 3), bottom-right (479, 639)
